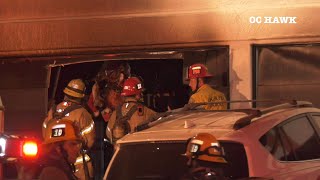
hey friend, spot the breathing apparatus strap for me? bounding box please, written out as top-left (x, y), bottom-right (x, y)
top-left (59, 144), bottom-right (79, 180)
top-left (81, 145), bottom-right (90, 180)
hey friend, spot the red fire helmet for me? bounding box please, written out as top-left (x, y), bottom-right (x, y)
top-left (121, 77), bottom-right (143, 96)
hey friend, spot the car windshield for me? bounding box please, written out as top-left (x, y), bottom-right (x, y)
top-left (106, 141), bottom-right (249, 180)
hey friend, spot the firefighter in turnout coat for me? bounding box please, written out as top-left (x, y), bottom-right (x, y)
top-left (106, 77), bottom-right (156, 143)
top-left (42, 79), bottom-right (95, 180)
top-left (186, 64), bottom-right (227, 110)
top-left (40, 119), bottom-right (83, 180)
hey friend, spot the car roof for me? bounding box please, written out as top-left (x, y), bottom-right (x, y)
top-left (117, 101), bottom-right (319, 144)
top-left (117, 111), bottom-right (248, 143)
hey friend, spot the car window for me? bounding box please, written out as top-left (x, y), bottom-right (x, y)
top-left (278, 128), bottom-right (296, 161)
top-left (260, 115), bottom-right (320, 161)
top-left (106, 141), bottom-right (249, 180)
top-left (107, 142), bottom-right (188, 180)
top-left (281, 116), bottom-right (320, 161)
top-left (312, 115), bottom-right (320, 130)
top-left (219, 141), bottom-right (249, 179)
top-left (259, 128), bottom-right (285, 160)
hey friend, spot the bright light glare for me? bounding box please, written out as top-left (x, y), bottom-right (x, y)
top-left (0, 137), bottom-right (6, 156)
top-left (23, 141), bottom-right (38, 157)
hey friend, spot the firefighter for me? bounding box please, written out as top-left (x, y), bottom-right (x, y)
top-left (186, 63), bottom-right (227, 110)
top-left (86, 62), bottom-right (131, 179)
top-left (181, 133), bottom-right (229, 180)
top-left (87, 62), bottom-right (130, 122)
top-left (42, 79), bottom-right (95, 180)
top-left (40, 119), bottom-right (83, 180)
top-left (106, 77), bottom-right (156, 143)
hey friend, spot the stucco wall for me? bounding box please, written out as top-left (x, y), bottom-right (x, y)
top-left (0, 0), bottom-right (319, 57)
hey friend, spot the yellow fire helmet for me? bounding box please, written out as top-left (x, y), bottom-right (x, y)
top-left (43, 119), bottom-right (82, 145)
top-left (63, 79), bottom-right (86, 98)
top-left (184, 133), bottom-right (227, 163)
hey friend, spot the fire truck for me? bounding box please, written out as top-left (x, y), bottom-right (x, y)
top-left (0, 96), bottom-right (40, 179)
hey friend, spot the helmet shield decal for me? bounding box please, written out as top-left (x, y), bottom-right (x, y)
top-left (44, 120), bottom-right (83, 144)
top-left (186, 64), bottom-right (213, 80)
top-left (52, 127), bottom-right (66, 137)
top-left (51, 124), bottom-right (66, 137)
top-left (190, 144), bottom-right (200, 153)
top-left (191, 66), bottom-right (202, 75)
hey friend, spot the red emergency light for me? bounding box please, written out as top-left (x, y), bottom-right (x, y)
top-left (22, 141), bottom-right (38, 157)
top-left (0, 135), bottom-right (40, 161)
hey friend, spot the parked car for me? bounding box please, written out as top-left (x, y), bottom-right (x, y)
top-left (104, 100), bottom-right (320, 180)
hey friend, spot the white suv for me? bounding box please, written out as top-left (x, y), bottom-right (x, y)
top-left (104, 101), bottom-right (320, 180)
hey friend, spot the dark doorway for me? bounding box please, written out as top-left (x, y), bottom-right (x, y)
top-left (49, 59), bottom-right (188, 112)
